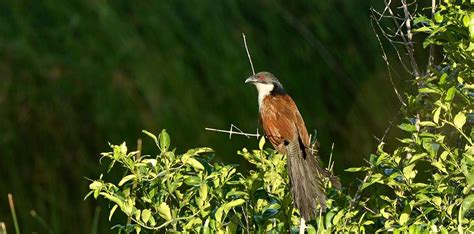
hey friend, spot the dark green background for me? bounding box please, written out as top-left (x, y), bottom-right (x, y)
top-left (0, 1), bottom-right (406, 233)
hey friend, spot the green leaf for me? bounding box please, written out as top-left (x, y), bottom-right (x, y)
top-left (433, 107), bottom-right (441, 124)
top-left (307, 225), bottom-right (317, 234)
top-left (225, 191), bottom-right (247, 199)
top-left (261, 206), bottom-right (279, 220)
top-left (223, 199), bottom-right (245, 213)
top-left (439, 73), bottom-right (448, 85)
top-left (109, 204), bottom-right (118, 221)
top-left (380, 207), bottom-right (391, 219)
top-left (408, 153), bottom-right (428, 164)
top-left (434, 12), bottom-right (443, 22)
top-left (149, 216), bottom-right (156, 227)
top-left (118, 174), bottom-right (136, 186)
top-left (89, 181), bottom-right (102, 190)
top-left (432, 161), bottom-right (448, 174)
top-left (399, 123), bottom-right (417, 132)
top-left (259, 136), bottom-right (266, 150)
top-left (453, 112), bottom-right (466, 129)
top-left (463, 14), bottom-right (470, 27)
top-left (419, 87), bottom-right (440, 94)
top-left (183, 147), bottom-right (213, 157)
top-left (414, 26), bottom-right (432, 33)
top-left (445, 86), bottom-right (456, 101)
top-left (399, 204), bottom-right (411, 225)
top-left (142, 130), bottom-right (158, 146)
top-left (413, 15), bottom-right (430, 25)
top-left (183, 217), bottom-right (202, 230)
top-left (186, 158), bottom-right (204, 171)
top-left (123, 198), bottom-right (134, 215)
top-left (159, 129), bottom-right (170, 152)
top-left (199, 183), bottom-right (208, 201)
top-left (325, 211), bottom-right (336, 229)
top-left (332, 209), bottom-right (345, 225)
top-left (461, 194), bottom-right (474, 218)
top-left (215, 207), bottom-right (224, 224)
top-left (184, 176), bottom-right (201, 186)
top-left (120, 142), bottom-right (128, 155)
top-left (100, 192), bottom-right (124, 209)
top-left (141, 209), bottom-right (151, 223)
top-left (418, 121), bottom-right (437, 127)
top-left (403, 164), bottom-right (416, 180)
top-left (345, 167), bottom-right (370, 172)
top-left (432, 196), bottom-right (442, 207)
top-left (134, 209), bottom-right (141, 221)
top-left (156, 202), bottom-right (172, 221)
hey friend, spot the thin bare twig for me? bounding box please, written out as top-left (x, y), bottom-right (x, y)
top-left (387, 0), bottom-right (421, 77)
top-left (242, 33), bottom-right (256, 75)
top-left (205, 124), bottom-right (260, 139)
top-left (371, 19), bottom-right (407, 107)
top-left (428, 0), bottom-right (436, 69)
top-left (371, 8), bottom-right (413, 75)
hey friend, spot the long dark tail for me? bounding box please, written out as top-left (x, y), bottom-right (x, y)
top-left (286, 139), bottom-right (340, 220)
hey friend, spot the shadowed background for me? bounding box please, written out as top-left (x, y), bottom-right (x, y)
top-left (0, 0), bottom-right (405, 233)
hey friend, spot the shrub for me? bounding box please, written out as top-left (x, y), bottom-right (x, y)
top-left (87, 0), bottom-right (473, 232)
top-left (86, 130), bottom-right (343, 233)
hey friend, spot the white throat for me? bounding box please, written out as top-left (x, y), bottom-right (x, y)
top-left (255, 83), bottom-right (274, 108)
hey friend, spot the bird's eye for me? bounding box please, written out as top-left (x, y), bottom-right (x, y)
top-left (258, 75), bottom-right (264, 80)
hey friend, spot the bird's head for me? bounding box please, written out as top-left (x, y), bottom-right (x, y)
top-left (245, 71), bottom-right (285, 107)
top-left (245, 71), bottom-right (284, 94)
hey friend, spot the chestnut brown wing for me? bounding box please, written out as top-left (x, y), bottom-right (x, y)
top-left (259, 95), bottom-right (309, 154)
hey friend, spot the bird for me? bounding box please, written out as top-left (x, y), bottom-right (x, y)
top-left (245, 71), bottom-right (340, 222)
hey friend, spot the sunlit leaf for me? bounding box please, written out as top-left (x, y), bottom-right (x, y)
top-left (141, 209), bottom-right (151, 223)
top-left (109, 204), bottom-right (118, 221)
top-left (332, 209), bottom-right (345, 225)
top-left (445, 86), bottom-right (456, 101)
top-left (453, 112), bottom-right (466, 129)
top-left (460, 194), bottom-right (474, 218)
top-left (432, 161), bottom-right (448, 174)
top-left (398, 201), bottom-right (412, 225)
top-left (184, 176), bottom-right (201, 186)
top-left (433, 107), bottom-right (442, 124)
top-left (89, 181), bottom-right (103, 190)
top-left (434, 12), bottom-right (443, 23)
top-left (223, 199), bottom-right (245, 213)
top-left (345, 167), bottom-right (370, 172)
top-left (186, 158), bottom-right (204, 171)
top-left (142, 130), bottom-right (159, 146)
top-left (399, 123), bottom-right (417, 132)
top-left (159, 129), bottom-right (170, 152)
top-left (118, 174), bottom-right (136, 186)
top-left (259, 136), bottom-right (266, 150)
top-left (157, 202), bottom-right (172, 221)
top-left (432, 196), bottom-right (442, 207)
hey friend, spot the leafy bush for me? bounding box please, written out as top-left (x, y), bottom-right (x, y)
top-left (339, 0), bottom-right (473, 232)
top-left (87, 1), bottom-right (473, 232)
top-left (86, 130), bottom-right (343, 233)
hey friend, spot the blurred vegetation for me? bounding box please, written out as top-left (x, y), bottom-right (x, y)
top-left (88, 1), bottom-right (474, 232)
top-left (0, 0), bottom-right (412, 233)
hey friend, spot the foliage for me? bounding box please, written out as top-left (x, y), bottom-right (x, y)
top-left (342, 0), bottom-right (474, 232)
top-left (87, 130), bottom-right (344, 233)
top-left (0, 1), bottom-right (392, 232)
top-left (88, 1), bottom-right (473, 232)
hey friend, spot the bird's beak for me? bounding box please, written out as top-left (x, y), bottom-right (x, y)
top-left (245, 75), bottom-right (257, 84)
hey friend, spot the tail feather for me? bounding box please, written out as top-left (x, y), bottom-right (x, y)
top-left (286, 139), bottom-right (341, 220)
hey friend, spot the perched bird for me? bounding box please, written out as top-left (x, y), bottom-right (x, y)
top-left (245, 71), bottom-right (340, 221)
